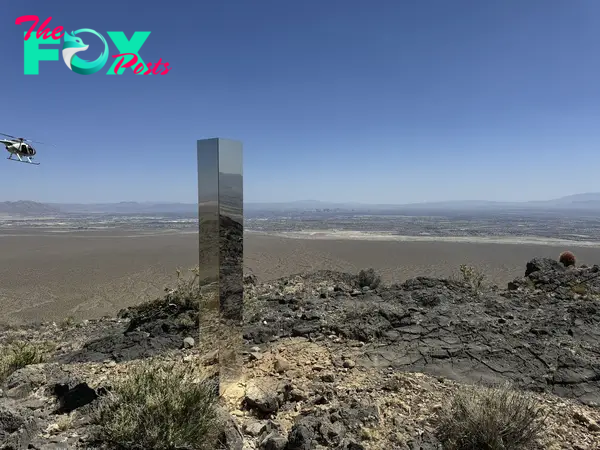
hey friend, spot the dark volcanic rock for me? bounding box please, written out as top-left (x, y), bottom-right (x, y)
top-left (0, 404), bottom-right (37, 449)
top-left (286, 420), bottom-right (317, 450)
top-left (4, 364), bottom-right (75, 401)
top-left (217, 407), bottom-right (244, 450)
top-left (525, 257), bottom-right (566, 277)
top-left (58, 328), bottom-right (185, 364)
top-left (52, 382), bottom-right (98, 414)
top-left (283, 408), bottom-right (397, 450)
top-left (245, 260), bottom-right (600, 407)
top-left (59, 282), bottom-right (201, 364)
top-left (261, 433), bottom-right (287, 450)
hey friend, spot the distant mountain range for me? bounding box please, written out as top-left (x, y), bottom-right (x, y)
top-left (0, 201), bottom-right (62, 215)
top-left (3, 193), bottom-right (600, 215)
top-left (244, 193), bottom-right (600, 212)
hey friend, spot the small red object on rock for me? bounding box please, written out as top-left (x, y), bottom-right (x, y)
top-left (559, 251), bottom-right (576, 267)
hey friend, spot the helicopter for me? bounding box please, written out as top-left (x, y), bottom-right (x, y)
top-left (0, 132), bottom-right (47, 165)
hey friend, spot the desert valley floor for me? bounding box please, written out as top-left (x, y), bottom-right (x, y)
top-left (2, 230), bottom-right (600, 325)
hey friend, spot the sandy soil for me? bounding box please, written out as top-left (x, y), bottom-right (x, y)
top-left (2, 230), bottom-right (600, 325)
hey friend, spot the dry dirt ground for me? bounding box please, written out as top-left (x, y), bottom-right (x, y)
top-left (2, 231), bottom-right (600, 324)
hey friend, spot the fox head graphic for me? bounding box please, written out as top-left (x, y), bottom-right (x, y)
top-left (62, 31), bottom-right (89, 70)
top-left (60, 29), bottom-right (109, 75)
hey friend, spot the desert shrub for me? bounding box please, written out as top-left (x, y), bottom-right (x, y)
top-left (60, 315), bottom-right (76, 329)
top-left (571, 283), bottom-right (587, 295)
top-left (170, 266), bottom-right (202, 309)
top-left (93, 361), bottom-right (221, 449)
top-left (54, 413), bottom-right (74, 432)
top-left (435, 383), bottom-right (548, 450)
top-left (559, 251), bottom-right (576, 267)
top-left (125, 266), bottom-right (203, 319)
top-left (459, 264), bottom-right (486, 295)
top-left (0, 341), bottom-right (50, 382)
top-left (357, 268), bottom-right (381, 289)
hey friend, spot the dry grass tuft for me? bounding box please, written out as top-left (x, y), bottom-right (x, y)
top-left (93, 361), bottom-right (221, 450)
top-left (458, 264), bottom-right (486, 295)
top-left (435, 383), bottom-right (548, 450)
top-left (357, 268), bottom-right (382, 289)
top-left (60, 315), bottom-right (77, 329)
top-left (0, 341), bottom-right (53, 383)
top-left (167, 266), bottom-right (202, 310)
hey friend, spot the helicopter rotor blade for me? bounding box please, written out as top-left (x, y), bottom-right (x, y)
top-left (1, 133), bottom-right (54, 149)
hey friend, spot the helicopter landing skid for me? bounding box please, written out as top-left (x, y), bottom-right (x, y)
top-left (7, 155), bottom-right (39, 165)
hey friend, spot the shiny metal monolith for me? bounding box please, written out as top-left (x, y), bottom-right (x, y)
top-left (197, 138), bottom-right (243, 395)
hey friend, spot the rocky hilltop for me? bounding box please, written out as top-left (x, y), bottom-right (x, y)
top-left (0, 257), bottom-right (599, 449)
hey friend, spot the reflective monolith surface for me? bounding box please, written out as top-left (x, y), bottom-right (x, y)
top-left (197, 138), bottom-right (243, 395)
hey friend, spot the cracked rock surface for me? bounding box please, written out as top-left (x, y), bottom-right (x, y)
top-left (244, 260), bottom-right (600, 407)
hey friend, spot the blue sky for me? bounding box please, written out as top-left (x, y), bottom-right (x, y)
top-left (2, 0), bottom-right (600, 204)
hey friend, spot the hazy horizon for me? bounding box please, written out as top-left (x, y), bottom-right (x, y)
top-left (3, 191), bottom-right (600, 206)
